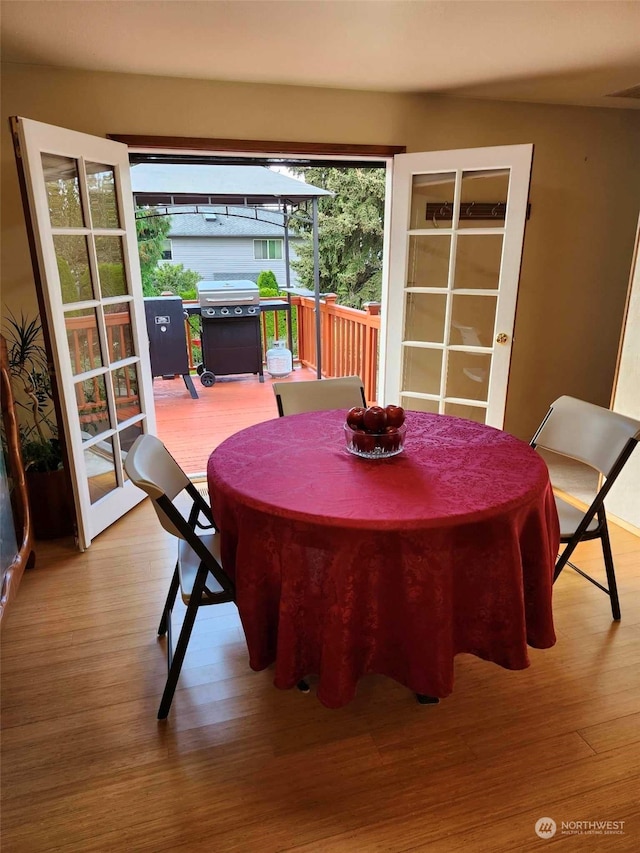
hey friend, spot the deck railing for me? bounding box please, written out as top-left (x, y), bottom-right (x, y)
top-left (184, 295), bottom-right (381, 402)
top-left (66, 295), bottom-right (381, 413)
top-left (295, 294), bottom-right (381, 402)
top-left (65, 311), bottom-right (140, 425)
top-left (184, 293), bottom-right (380, 400)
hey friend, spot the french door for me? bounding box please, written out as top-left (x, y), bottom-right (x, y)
top-left (12, 120), bottom-right (532, 547)
top-left (14, 117), bottom-right (156, 550)
top-left (382, 144), bottom-right (533, 427)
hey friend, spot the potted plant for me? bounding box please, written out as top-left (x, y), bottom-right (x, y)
top-left (3, 313), bottom-right (74, 539)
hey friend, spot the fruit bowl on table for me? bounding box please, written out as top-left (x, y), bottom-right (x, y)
top-left (344, 404), bottom-right (407, 459)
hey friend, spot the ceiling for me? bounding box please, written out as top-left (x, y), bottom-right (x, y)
top-left (2, 0), bottom-right (640, 109)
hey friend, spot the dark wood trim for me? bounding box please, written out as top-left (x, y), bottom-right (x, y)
top-left (425, 202), bottom-right (532, 221)
top-left (107, 134), bottom-right (406, 158)
top-left (1, 335), bottom-right (35, 625)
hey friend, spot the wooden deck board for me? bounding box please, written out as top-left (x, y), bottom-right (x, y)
top-left (154, 366), bottom-right (317, 473)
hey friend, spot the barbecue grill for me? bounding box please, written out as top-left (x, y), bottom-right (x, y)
top-left (195, 280), bottom-right (264, 387)
top-left (144, 296), bottom-right (198, 398)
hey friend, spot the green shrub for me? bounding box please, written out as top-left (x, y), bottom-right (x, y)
top-left (256, 270), bottom-right (297, 350)
top-left (151, 263), bottom-right (201, 298)
top-left (98, 263), bottom-right (126, 297)
top-left (257, 270), bottom-right (279, 294)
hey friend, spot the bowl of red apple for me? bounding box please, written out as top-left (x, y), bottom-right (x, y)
top-left (344, 404), bottom-right (406, 459)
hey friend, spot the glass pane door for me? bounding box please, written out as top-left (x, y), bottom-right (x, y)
top-left (15, 118), bottom-right (156, 549)
top-left (383, 145), bottom-right (533, 427)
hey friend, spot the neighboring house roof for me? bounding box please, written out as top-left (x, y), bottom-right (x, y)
top-left (130, 164), bottom-right (331, 204)
top-left (167, 209), bottom-right (298, 239)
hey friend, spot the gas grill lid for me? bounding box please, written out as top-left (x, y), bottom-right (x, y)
top-left (197, 280), bottom-right (260, 307)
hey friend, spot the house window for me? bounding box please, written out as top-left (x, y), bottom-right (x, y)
top-left (254, 239), bottom-right (282, 260)
top-left (161, 240), bottom-right (172, 260)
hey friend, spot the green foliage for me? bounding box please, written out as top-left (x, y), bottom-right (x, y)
top-left (57, 256), bottom-right (78, 304)
top-left (145, 264), bottom-right (205, 360)
top-left (254, 271), bottom-right (296, 351)
top-left (149, 263), bottom-right (202, 299)
top-left (257, 270), bottom-right (279, 295)
top-left (61, 258), bottom-right (126, 302)
top-left (72, 263), bottom-right (126, 302)
top-left (20, 437), bottom-right (64, 474)
top-left (135, 208), bottom-right (172, 295)
top-left (289, 167), bottom-right (385, 309)
top-left (44, 172), bottom-right (82, 228)
top-left (97, 263), bottom-right (126, 297)
top-left (3, 313), bottom-right (62, 472)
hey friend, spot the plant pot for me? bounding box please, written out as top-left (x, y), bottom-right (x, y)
top-left (26, 468), bottom-right (75, 540)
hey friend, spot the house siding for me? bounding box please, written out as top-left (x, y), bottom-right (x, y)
top-left (167, 236), bottom-right (301, 287)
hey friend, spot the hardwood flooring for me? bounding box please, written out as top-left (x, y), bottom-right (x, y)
top-left (1, 504), bottom-right (639, 851)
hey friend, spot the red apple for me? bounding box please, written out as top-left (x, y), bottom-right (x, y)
top-left (379, 426), bottom-right (400, 452)
top-left (352, 430), bottom-right (376, 453)
top-left (385, 404), bottom-right (405, 428)
top-left (362, 405), bottom-right (387, 433)
top-left (346, 406), bottom-right (366, 430)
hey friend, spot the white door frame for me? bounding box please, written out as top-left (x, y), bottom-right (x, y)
top-left (15, 117), bottom-right (157, 550)
top-left (381, 144), bottom-right (533, 425)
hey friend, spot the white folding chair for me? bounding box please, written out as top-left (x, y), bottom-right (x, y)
top-left (530, 396), bottom-right (640, 620)
top-left (124, 434), bottom-right (235, 719)
top-left (273, 375), bottom-right (366, 416)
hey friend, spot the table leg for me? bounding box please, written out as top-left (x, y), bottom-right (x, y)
top-left (416, 694), bottom-right (440, 705)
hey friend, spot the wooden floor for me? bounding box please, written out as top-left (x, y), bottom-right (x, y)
top-left (154, 365), bottom-right (320, 475)
top-left (1, 501), bottom-right (639, 851)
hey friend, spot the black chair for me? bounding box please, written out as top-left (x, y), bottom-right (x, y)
top-left (124, 434), bottom-right (235, 719)
top-left (530, 395), bottom-right (640, 620)
top-left (272, 375), bottom-right (366, 416)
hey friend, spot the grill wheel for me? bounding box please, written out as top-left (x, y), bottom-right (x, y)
top-left (200, 371), bottom-right (216, 388)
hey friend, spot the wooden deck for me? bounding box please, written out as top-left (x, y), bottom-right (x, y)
top-left (154, 365), bottom-right (319, 475)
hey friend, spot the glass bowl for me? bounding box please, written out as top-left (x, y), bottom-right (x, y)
top-left (344, 422), bottom-right (406, 459)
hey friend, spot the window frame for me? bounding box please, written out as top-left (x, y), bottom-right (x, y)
top-left (254, 238), bottom-right (283, 261)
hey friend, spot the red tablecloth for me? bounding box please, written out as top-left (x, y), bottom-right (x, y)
top-left (207, 410), bottom-right (559, 708)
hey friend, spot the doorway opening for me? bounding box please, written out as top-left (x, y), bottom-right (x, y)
top-left (127, 148), bottom-right (393, 476)
top-left (15, 119), bottom-right (532, 548)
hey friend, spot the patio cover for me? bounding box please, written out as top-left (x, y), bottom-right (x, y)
top-left (131, 163), bottom-right (331, 207)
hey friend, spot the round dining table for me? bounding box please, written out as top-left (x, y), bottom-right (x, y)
top-left (207, 409), bottom-right (559, 708)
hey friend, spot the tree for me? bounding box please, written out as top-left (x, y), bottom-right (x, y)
top-left (151, 263), bottom-right (201, 299)
top-left (43, 174), bottom-right (170, 297)
top-left (57, 256), bottom-right (78, 303)
top-left (97, 262), bottom-right (126, 297)
top-left (135, 209), bottom-right (171, 295)
top-left (289, 167), bottom-right (385, 309)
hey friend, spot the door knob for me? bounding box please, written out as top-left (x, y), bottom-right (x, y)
top-left (495, 332), bottom-right (509, 344)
